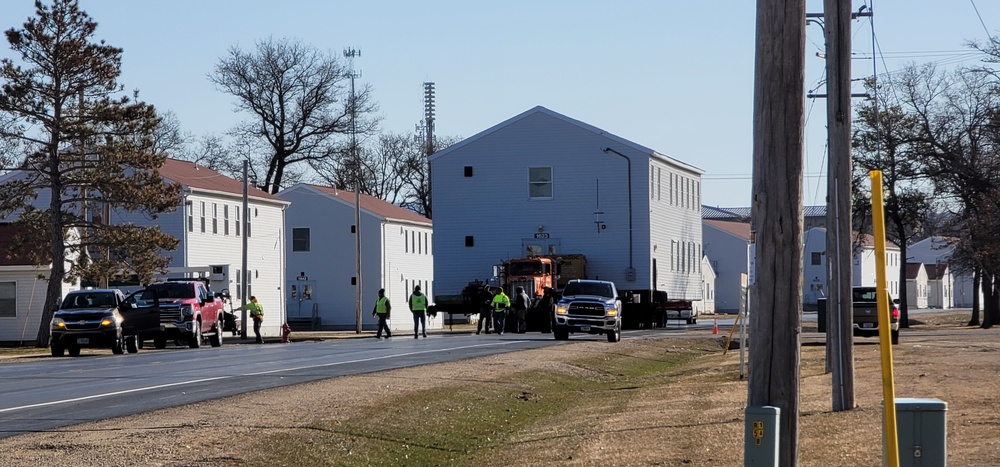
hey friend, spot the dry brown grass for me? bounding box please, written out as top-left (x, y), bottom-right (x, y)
top-left (1, 311), bottom-right (997, 466)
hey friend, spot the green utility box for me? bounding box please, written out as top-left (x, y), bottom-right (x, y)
top-left (895, 397), bottom-right (948, 467)
top-left (745, 406), bottom-right (780, 466)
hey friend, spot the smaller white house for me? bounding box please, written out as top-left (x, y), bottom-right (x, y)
top-left (278, 184), bottom-right (435, 333)
top-left (905, 263), bottom-right (929, 309)
top-left (803, 227), bottom-right (901, 304)
top-left (702, 219), bottom-right (750, 313)
top-left (699, 256), bottom-right (716, 315)
top-left (924, 263), bottom-right (953, 309)
top-left (0, 223), bottom-right (79, 344)
top-left (908, 236), bottom-right (976, 308)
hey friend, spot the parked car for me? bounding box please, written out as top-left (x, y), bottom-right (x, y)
top-left (50, 288), bottom-right (156, 357)
top-left (125, 280), bottom-right (224, 349)
top-left (852, 286), bottom-right (900, 345)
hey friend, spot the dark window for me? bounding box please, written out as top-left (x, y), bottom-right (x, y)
top-left (811, 252), bottom-right (822, 265)
top-left (351, 277), bottom-right (357, 285)
top-left (464, 166), bottom-right (473, 177)
top-left (292, 228), bottom-right (310, 252)
top-left (0, 282), bottom-right (15, 317)
top-left (351, 225), bottom-right (356, 234)
top-left (465, 236), bottom-right (474, 247)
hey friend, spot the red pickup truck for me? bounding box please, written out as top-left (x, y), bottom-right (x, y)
top-left (124, 280), bottom-right (225, 349)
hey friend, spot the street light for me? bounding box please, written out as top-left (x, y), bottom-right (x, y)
top-left (602, 147), bottom-right (635, 281)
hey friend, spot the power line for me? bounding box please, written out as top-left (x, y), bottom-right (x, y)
top-left (970, 0), bottom-right (993, 39)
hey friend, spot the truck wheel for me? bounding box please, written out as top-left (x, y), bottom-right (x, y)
top-left (112, 335), bottom-right (125, 355)
top-left (68, 346), bottom-right (81, 357)
top-left (607, 325), bottom-right (621, 343)
top-left (154, 337), bottom-right (167, 349)
top-left (553, 326), bottom-right (569, 341)
top-left (126, 335), bottom-right (138, 354)
top-left (51, 341), bottom-right (64, 357)
top-left (891, 329), bottom-right (899, 345)
top-left (209, 322), bottom-right (223, 347)
top-left (189, 323), bottom-right (203, 348)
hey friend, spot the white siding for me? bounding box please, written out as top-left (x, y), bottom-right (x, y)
top-left (0, 266), bottom-right (78, 343)
top-left (649, 156), bottom-right (702, 301)
top-left (431, 108), bottom-right (703, 300)
top-left (703, 224), bottom-right (751, 313)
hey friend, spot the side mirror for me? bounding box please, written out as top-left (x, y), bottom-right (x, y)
top-left (119, 301), bottom-right (132, 311)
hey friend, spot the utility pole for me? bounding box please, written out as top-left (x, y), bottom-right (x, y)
top-left (344, 47), bottom-right (363, 334)
top-left (750, 2), bottom-right (805, 466)
top-left (824, 0), bottom-right (856, 413)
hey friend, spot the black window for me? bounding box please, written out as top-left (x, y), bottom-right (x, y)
top-left (464, 166), bottom-right (473, 177)
top-left (465, 236), bottom-right (474, 247)
top-left (292, 228), bottom-right (310, 252)
top-left (0, 282), bottom-right (15, 317)
top-left (811, 252), bottom-right (822, 265)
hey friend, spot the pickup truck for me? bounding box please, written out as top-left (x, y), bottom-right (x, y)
top-left (852, 286), bottom-right (900, 345)
top-left (552, 279), bottom-right (622, 342)
top-left (124, 280), bottom-right (225, 349)
top-left (50, 288), bottom-right (158, 356)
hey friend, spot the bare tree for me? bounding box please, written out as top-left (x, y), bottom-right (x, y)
top-left (0, 0), bottom-right (181, 346)
top-left (210, 37), bottom-right (379, 194)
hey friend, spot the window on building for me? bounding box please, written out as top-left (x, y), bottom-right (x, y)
top-left (292, 228), bottom-right (310, 252)
top-left (657, 168), bottom-right (661, 201)
top-left (404, 229), bottom-right (409, 253)
top-left (811, 252), bottom-right (822, 265)
top-left (528, 167), bottom-right (553, 199)
top-left (212, 203), bottom-right (218, 234)
top-left (465, 236), bottom-right (474, 247)
top-left (246, 207), bottom-right (252, 237)
top-left (424, 232), bottom-right (429, 255)
top-left (0, 281), bottom-right (14, 317)
top-left (650, 171), bottom-right (655, 199)
top-left (464, 166), bottom-right (473, 177)
top-left (235, 205), bottom-right (241, 236)
top-left (187, 203), bottom-right (193, 232)
top-left (199, 201), bottom-right (205, 233)
top-left (223, 205), bottom-right (230, 236)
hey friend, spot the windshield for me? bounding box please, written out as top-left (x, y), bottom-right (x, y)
top-left (508, 261), bottom-right (543, 276)
top-left (61, 292), bottom-right (117, 309)
top-left (563, 282), bottom-right (614, 298)
top-left (852, 288), bottom-right (878, 302)
top-left (147, 283), bottom-right (196, 299)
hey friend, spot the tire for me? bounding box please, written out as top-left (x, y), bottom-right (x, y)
top-left (189, 321), bottom-right (203, 348)
top-left (607, 324), bottom-right (621, 343)
top-left (553, 326), bottom-right (569, 341)
top-left (154, 337), bottom-right (167, 349)
top-left (891, 329), bottom-right (899, 345)
top-left (112, 334), bottom-right (125, 355)
top-left (126, 335), bottom-right (138, 354)
top-left (68, 346), bottom-right (81, 357)
top-left (209, 322), bottom-right (223, 347)
top-left (686, 318), bottom-right (694, 325)
top-left (51, 341), bottom-right (64, 357)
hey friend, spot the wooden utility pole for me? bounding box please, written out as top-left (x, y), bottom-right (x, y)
top-left (749, 1), bottom-right (805, 465)
top-left (824, 0), bottom-right (856, 412)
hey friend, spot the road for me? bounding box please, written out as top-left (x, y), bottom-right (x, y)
top-left (0, 328), bottom-right (698, 439)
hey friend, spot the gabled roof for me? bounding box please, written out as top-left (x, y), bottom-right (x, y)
top-left (429, 105), bottom-right (703, 175)
top-left (703, 219), bottom-right (751, 241)
top-left (283, 184), bottom-right (431, 226)
top-left (806, 227), bottom-right (900, 250)
top-left (906, 262), bottom-right (926, 280)
top-left (701, 205), bottom-right (745, 220)
top-left (924, 263), bottom-right (948, 280)
top-left (159, 158), bottom-right (285, 203)
top-left (701, 205), bottom-right (826, 219)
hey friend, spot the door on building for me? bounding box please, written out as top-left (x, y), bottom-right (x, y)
top-left (287, 280), bottom-right (316, 319)
top-left (522, 238), bottom-right (561, 257)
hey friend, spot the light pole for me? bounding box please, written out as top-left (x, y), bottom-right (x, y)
top-left (602, 147), bottom-right (635, 281)
top-left (344, 47), bottom-right (363, 333)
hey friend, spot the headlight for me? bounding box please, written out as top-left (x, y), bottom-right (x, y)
top-left (51, 317), bottom-right (66, 329)
top-left (555, 304), bottom-right (568, 315)
top-left (181, 305), bottom-right (194, 318)
top-left (606, 308), bottom-right (618, 317)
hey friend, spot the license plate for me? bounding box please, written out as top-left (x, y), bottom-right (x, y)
top-left (862, 323), bottom-right (874, 329)
top-left (580, 325), bottom-right (591, 332)
top-left (76, 337), bottom-right (90, 344)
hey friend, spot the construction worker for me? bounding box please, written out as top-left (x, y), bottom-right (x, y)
top-left (476, 286), bottom-right (493, 335)
top-left (235, 296), bottom-right (264, 344)
top-left (491, 286), bottom-right (510, 336)
top-left (409, 284), bottom-right (428, 338)
top-left (372, 288), bottom-right (392, 339)
top-left (513, 286), bottom-right (530, 333)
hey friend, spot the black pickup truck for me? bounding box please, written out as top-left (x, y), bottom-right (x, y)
top-left (852, 286), bottom-right (900, 345)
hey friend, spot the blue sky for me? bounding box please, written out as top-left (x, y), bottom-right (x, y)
top-left (2, 1), bottom-right (997, 207)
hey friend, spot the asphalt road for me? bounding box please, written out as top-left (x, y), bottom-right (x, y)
top-left (0, 328), bottom-right (698, 439)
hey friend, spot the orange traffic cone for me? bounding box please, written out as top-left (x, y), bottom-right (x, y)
top-left (712, 316), bottom-right (719, 335)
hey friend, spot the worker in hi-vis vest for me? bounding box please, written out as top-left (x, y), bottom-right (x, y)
top-left (372, 288), bottom-right (392, 340)
top-left (409, 284), bottom-right (428, 339)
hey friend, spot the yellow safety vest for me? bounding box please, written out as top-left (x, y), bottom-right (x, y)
top-left (375, 296), bottom-right (389, 314)
top-left (492, 292), bottom-right (510, 311)
top-left (410, 294), bottom-right (427, 311)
